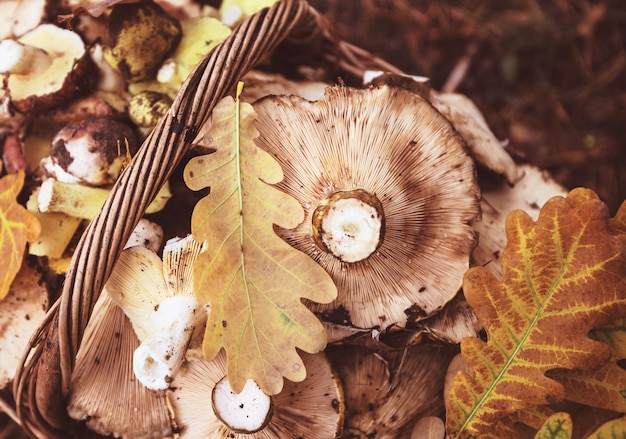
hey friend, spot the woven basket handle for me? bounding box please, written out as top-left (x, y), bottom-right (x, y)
top-left (14, 1), bottom-right (325, 436)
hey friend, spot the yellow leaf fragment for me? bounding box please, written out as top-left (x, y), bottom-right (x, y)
top-left (184, 91), bottom-right (337, 395)
top-left (586, 415), bottom-right (626, 439)
top-left (446, 188), bottom-right (626, 438)
top-left (0, 170), bottom-right (40, 300)
top-left (534, 412), bottom-right (572, 439)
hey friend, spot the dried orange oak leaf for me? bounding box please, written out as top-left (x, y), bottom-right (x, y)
top-left (184, 87), bottom-right (337, 395)
top-left (547, 317), bottom-right (626, 413)
top-left (446, 188), bottom-right (626, 438)
top-left (0, 170), bottom-right (40, 300)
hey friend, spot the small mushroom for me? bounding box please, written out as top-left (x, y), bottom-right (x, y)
top-left (129, 90), bottom-right (173, 134)
top-left (103, 1), bottom-right (182, 82)
top-left (0, 24), bottom-right (95, 113)
top-left (253, 85), bottom-right (480, 331)
top-left (326, 342), bottom-right (456, 438)
top-left (168, 350), bottom-right (344, 438)
top-left (41, 116), bottom-right (138, 186)
top-left (104, 235), bottom-right (208, 390)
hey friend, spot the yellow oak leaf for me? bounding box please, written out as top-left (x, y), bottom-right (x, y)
top-left (184, 86), bottom-right (337, 395)
top-left (446, 188), bottom-right (626, 438)
top-left (0, 170), bottom-right (40, 300)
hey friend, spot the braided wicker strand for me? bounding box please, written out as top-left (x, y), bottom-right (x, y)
top-left (14, 2), bottom-right (322, 437)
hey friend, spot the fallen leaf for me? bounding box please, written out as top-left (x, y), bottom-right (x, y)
top-left (446, 188), bottom-right (626, 438)
top-left (184, 86), bottom-right (337, 395)
top-left (547, 318), bottom-right (626, 414)
top-left (585, 415), bottom-right (626, 439)
top-left (0, 169), bottom-right (40, 300)
top-left (534, 412), bottom-right (572, 439)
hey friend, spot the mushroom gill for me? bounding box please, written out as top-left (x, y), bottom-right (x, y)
top-left (326, 342), bottom-right (456, 438)
top-left (168, 351), bottom-right (344, 438)
top-left (67, 293), bottom-right (173, 438)
top-left (253, 85), bottom-right (480, 330)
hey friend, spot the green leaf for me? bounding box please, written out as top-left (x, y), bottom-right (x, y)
top-left (184, 85), bottom-right (337, 395)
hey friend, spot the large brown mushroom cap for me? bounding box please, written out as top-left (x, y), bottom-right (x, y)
top-left (168, 351), bottom-right (344, 438)
top-left (253, 85), bottom-right (480, 330)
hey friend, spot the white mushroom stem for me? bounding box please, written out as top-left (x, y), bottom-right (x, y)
top-left (0, 39), bottom-right (52, 75)
top-left (36, 178), bottom-right (171, 219)
top-left (313, 190), bottom-right (385, 263)
top-left (133, 295), bottom-right (200, 390)
top-left (212, 377), bottom-right (273, 433)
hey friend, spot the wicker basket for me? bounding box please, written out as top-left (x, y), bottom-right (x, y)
top-left (11, 1), bottom-right (401, 437)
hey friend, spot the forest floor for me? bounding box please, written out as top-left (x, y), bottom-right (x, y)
top-left (309, 0), bottom-right (626, 214)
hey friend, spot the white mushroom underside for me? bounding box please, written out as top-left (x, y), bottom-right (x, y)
top-left (212, 377), bottom-right (272, 433)
top-left (320, 197), bottom-right (382, 263)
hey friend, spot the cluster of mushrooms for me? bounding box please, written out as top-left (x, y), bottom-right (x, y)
top-left (0, 0), bottom-right (569, 438)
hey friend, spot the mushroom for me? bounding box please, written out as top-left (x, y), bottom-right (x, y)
top-left (104, 234), bottom-right (208, 390)
top-left (253, 85), bottom-right (480, 331)
top-left (0, 24), bottom-right (95, 113)
top-left (41, 116), bottom-right (138, 187)
top-left (67, 293), bottom-right (173, 438)
top-left (411, 416), bottom-right (446, 439)
top-left (103, 1), bottom-right (182, 83)
top-left (168, 350), bottom-right (344, 438)
top-left (415, 293), bottom-right (483, 344)
top-left (34, 177), bottom-right (172, 219)
top-left (129, 90), bottom-right (173, 135)
top-left (68, 222), bottom-right (173, 437)
top-left (471, 163), bottom-right (568, 278)
top-left (0, 263), bottom-right (48, 390)
top-left (326, 342), bottom-right (456, 438)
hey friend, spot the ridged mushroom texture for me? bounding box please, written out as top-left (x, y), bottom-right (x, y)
top-left (67, 293), bottom-right (173, 439)
top-left (326, 342), bottom-right (457, 438)
top-left (253, 85), bottom-right (480, 331)
top-left (168, 351), bottom-right (344, 438)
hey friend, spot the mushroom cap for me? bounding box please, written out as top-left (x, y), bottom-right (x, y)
top-left (67, 293), bottom-right (173, 438)
top-left (253, 85), bottom-right (480, 330)
top-left (103, 1), bottom-right (182, 82)
top-left (326, 342), bottom-right (456, 438)
top-left (168, 351), bottom-right (344, 438)
top-left (105, 235), bottom-right (205, 341)
top-left (3, 24), bottom-right (95, 113)
top-left (0, 263), bottom-right (48, 390)
top-left (45, 117), bottom-right (138, 186)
